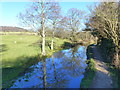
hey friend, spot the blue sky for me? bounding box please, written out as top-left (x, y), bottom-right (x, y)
top-left (0, 2), bottom-right (95, 29)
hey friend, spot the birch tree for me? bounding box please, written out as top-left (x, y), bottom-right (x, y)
top-left (18, 0), bottom-right (53, 56)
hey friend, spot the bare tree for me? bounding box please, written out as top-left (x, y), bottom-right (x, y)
top-left (48, 2), bottom-right (61, 50)
top-left (53, 16), bottom-right (71, 39)
top-left (66, 8), bottom-right (85, 43)
top-left (18, 0), bottom-right (54, 56)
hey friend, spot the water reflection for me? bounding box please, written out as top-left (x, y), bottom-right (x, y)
top-left (11, 45), bottom-right (87, 88)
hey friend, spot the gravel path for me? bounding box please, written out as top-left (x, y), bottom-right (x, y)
top-left (90, 45), bottom-right (113, 88)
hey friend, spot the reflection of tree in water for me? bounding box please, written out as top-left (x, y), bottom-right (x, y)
top-left (30, 58), bottom-right (47, 88)
top-left (53, 50), bottom-right (65, 59)
top-left (35, 45), bottom-right (86, 88)
top-left (61, 45), bottom-right (86, 77)
top-left (46, 55), bottom-right (69, 88)
top-left (33, 46), bottom-right (85, 87)
top-left (42, 58), bottom-right (47, 88)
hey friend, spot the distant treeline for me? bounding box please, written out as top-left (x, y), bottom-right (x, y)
top-left (0, 26), bottom-right (37, 35)
top-left (0, 26), bottom-right (30, 32)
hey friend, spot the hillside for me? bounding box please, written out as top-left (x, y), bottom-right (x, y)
top-left (0, 26), bottom-right (29, 32)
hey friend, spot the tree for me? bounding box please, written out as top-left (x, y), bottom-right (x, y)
top-left (47, 2), bottom-right (61, 50)
top-left (18, 0), bottom-right (53, 56)
top-left (66, 8), bottom-right (85, 43)
top-left (88, 2), bottom-right (120, 68)
top-left (56, 16), bottom-right (71, 39)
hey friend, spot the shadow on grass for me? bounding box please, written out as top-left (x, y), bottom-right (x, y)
top-left (2, 54), bottom-right (43, 88)
top-left (0, 44), bottom-right (7, 52)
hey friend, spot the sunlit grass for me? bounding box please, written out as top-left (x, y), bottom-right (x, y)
top-left (2, 35), bottom-right (39, 66)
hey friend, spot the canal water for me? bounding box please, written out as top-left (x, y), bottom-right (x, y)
top-left (11, 45), bottom-right (87, 88)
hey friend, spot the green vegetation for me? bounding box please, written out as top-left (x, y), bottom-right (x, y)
top-left (80, 45), bottom-right (96, 88)
top-left (1, 35), bottom-right (68, 88)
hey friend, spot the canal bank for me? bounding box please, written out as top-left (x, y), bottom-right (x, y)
top-left (80, 44), bottom-right (96, 88)
top-left (81, 44), bottom-right (114, 88)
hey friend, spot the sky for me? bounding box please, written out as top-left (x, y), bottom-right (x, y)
top-left (0, 2), bottom-right (95, 30)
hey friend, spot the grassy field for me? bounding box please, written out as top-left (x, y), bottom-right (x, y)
top-left (1, 35), bottom-right (68, 88)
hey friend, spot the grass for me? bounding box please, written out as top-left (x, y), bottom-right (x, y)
top-left (80, 44), bottom-right (96, 88)
top-left (1, 35), bottom-right (69, 88)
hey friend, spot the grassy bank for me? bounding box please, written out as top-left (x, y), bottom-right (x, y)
top-left (80, 45), bottom-right (96, 88)
top-left (1, 35), bottom-right (69, 88)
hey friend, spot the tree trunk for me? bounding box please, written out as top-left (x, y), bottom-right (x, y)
top-left (51, 31), bottom-right (54, 50)
top-left (51, 25), bottom-right (55, 50)
top-left (112, 38), bottom-right (120, 68)
top-left (42, 17), bottom-right (46, 56)
top-left (112, 46), bottom-right (120, 68)
top-left (42, 29), bottom-right (45, 55)
top-left (51, 38), bottom-right (54, 50)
